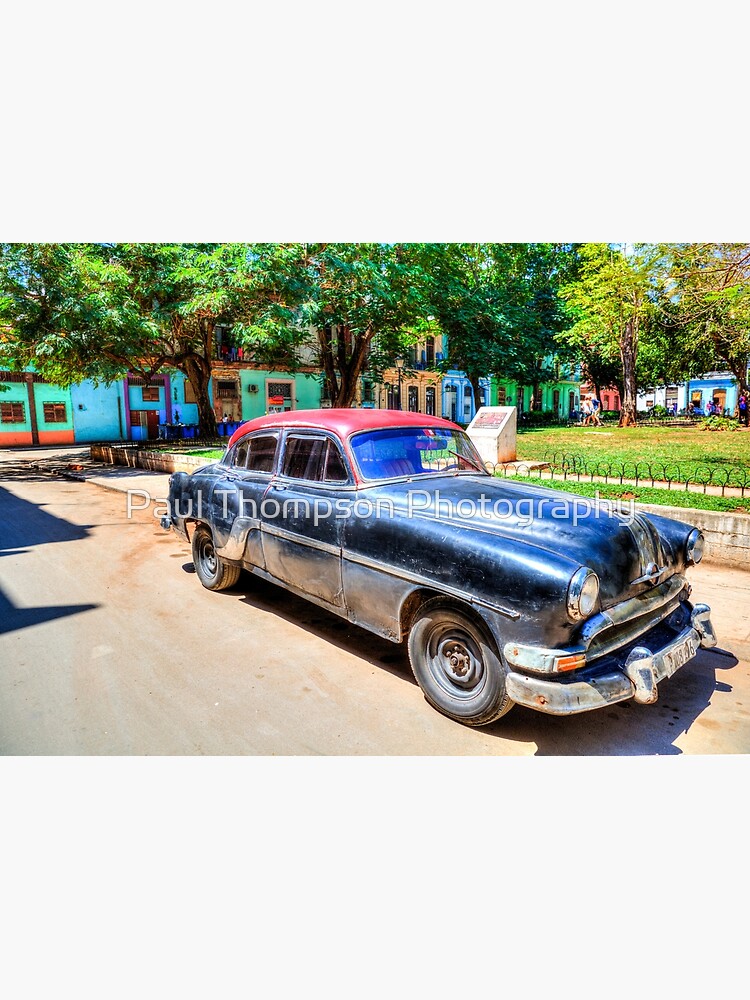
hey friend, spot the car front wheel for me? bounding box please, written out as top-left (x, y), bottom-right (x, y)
top-left (407, 601), bottom-right (514, 726)
top-left (191, 525), bottom-right (241, 591)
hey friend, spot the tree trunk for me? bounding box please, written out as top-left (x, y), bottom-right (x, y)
top-left (183, 354), bottom-right (217, 438)
top-left (619, 319), bottom-right (638, 427)
top-left (332, 328), bottom-right (374, 408)
top-left (318, 326), bottom-right (339, 403)
top-left (468, 373), bottom-right (483, 415)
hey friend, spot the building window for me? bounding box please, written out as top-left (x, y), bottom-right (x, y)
top-left (425, 386), bottom-right (436, 416)
top-left (141, 386), bottom-right (160, 402)
top-left (497, 386), bottom-right (506, 406)
top-left (217, 380), bottom-right (239, 400)
top-left (1, 401), bottom-right (25, 423)
top-left (184, 380), bottom-right (198, 404)
top-left (425, 337), bottom-right (435, 366)
top-left (408, 385), bottom-right (419, 412)
top-left (553, 389), bottom-right (560, 413)
top-left (43, 402), bottom-right (67, 423)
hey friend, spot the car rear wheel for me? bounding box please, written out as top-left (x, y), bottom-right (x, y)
top-left (191, 525), bottom-right (241, 591)
top-left (407, 601), bottom-right (514, 726)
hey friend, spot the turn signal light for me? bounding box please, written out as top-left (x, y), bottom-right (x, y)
top-left (554, 654), bottom-right (586, 673)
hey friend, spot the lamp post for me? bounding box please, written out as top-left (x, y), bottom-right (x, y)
top-left (395, 356), bottom-right (404, 410)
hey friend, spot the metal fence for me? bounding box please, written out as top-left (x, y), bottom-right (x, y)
top-left (493, 451), bottom-right (750, 496)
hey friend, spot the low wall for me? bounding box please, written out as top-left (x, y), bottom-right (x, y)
top-left (90, 444), bottom-right (216, 475)
top-left (638, 502), bottom-right (750, 566)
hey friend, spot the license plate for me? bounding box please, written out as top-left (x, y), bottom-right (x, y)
top-left (662, 636), bottom-right (697, 677)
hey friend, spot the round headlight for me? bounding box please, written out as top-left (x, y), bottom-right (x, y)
top-left (567, 568), bottom-right (600, 621)
top-left (686, 528), bottom-right (704, 565)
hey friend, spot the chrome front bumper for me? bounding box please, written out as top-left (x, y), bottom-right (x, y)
top-left (504, 604), bottom-right (717, 716)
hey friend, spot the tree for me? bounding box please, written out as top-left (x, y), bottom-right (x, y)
top-left (233, 243), bottom-right (430, 407)
top-left (662, 243), bottom-right (750, 398)
top-left (560, 243), bottom-right (660, 427)
top-left (0, 243), bottom-right (249, 437)
top-left (423, 243), bottom-right (571, 407)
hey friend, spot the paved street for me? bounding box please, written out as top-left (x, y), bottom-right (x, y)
top-left (1, 450), bottom-right (749, 755)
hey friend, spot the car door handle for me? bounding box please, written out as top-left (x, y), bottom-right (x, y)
top-left (272, 483), bottom-right (287, 492)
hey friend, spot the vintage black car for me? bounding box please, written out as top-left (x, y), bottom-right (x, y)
top-left (163, 409), bottom-right (716, 726)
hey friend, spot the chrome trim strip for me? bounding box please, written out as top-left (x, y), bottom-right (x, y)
top-left (343, 549), bottom-right (521, 620)
top-left (261, 521), bottom-right (340, 557)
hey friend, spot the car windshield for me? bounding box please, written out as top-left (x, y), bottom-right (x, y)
top-left (350, 426), bottom-right (487, 480)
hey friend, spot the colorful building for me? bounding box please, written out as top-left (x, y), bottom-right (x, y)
top-left (0, 372), bottom-right (76, 446)
top-left (637, 372), bottom-right (743, 416)
top-left (374, 352), bottom-right (580, 425)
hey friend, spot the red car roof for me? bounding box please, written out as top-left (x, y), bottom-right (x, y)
top-left (226, 408), bottom-right (460, 449)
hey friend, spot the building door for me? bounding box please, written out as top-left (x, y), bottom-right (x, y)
top-left (408, 385), bottom-right (419, 412)
top-left (266, 380), bottom-right (294, 413)
top-left (463, 385), bottom-right (473, 422)
top-left (130, 409), bottom-right (159, 440)
top-left (445, 385), bottom-right (457, 421)
top-left (215, 379), bottom-right (241, 421)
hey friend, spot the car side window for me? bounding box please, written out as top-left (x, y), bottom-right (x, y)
top-left (323, 441), bottom-right (348, 483)
top-left (233, 439), bottom-right (250, 468)
top-left (283, 436), bottom-right (327, 482)
top-left (247, 434), bottom-right (278, 474)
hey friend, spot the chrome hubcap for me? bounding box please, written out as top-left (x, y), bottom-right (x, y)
top-left (200, 538), bottom-right (217, 575)
top-left (437, 637), bottom-right (481, 687)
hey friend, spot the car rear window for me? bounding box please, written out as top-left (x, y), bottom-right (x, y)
top-left (231, 434), bottom-right (278, 472)
top-left (247, 435), bottom-right (278, 473)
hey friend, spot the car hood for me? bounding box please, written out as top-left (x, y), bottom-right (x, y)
top-left (360, 474), bottom-right (690, 608)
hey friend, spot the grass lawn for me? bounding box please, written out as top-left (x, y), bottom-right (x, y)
top-left (517, 424), bottom-right (750, 477)
top-left (499, 474), bottom-right (750, 515)
top-left (184, 448), bottom-right (225, 459)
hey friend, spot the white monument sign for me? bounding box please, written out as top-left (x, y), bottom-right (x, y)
top-left (466, 406), bottom-right (517, 467)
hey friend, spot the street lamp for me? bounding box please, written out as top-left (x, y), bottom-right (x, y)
top-left (395, 356), bottom-right (405, 410)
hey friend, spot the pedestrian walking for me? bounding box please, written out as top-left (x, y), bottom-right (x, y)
top-left (590, 395), bottom-right (602, 426)
top-left (581, 396), bottom-right (593, 426)
top-left (739, 391), bottom-right (749, 426)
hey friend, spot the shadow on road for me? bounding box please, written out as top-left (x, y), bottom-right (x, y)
top-left (0, 482), bottom-right (99, 636)
top-left (226, 571), bottom-right (418, 684)
top-left (0, 484), bottom-right (91, 553)
top-left (224, 570), bottom-right (741, 755)
top-left (0, 585), bottom-right (99, 636)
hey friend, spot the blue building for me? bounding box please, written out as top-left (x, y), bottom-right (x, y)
top-left (441, 373), bottom-right (491, 423)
